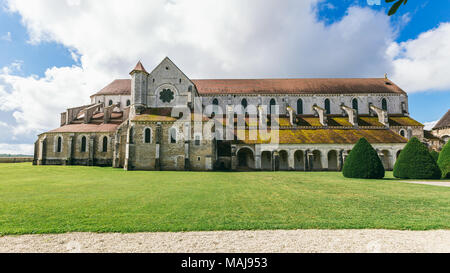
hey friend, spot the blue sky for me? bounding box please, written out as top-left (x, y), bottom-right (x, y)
top-left (0, 0), bottom-right (449, 154)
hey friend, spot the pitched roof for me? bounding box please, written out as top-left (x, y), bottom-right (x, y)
top-left (91, 78), bottom-right (407, 97)
top-left (90, 79), bottom-right (131, 97)
top-left (192, 78), bottom-right (406, 95)
top-left (47, 123), bottom-right (120, 133)
top-left (235, 128), bottom-right (407, 144)
top-left (130, 61), bottom-right (148, 75)
top-left (433, 109), bottom-right (450, 129)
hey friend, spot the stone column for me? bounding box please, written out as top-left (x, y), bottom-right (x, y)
top-left (67, 134), bottom-right (74, 165)
top-left (88, 136), bottom-right (95, 166)
top-left (231, 145), bottom-right (237, 170)
top-left (321, 150), bottom-right (328, 171)
top-left (254, 154), bottom-right (261, 170)
top-left (288, 150), bottom-right (295, 171)
top-left (37, 136), bottom-right (46, 165)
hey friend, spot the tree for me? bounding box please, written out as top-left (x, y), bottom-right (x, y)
top-left (430, 150), bottom-right (440, 162)
top-left (342, 138), bottom-right (385, 179)
top-left (386, 0), bottom-right (408, 16)
top-left (394, 137), bottom-right (442, 179)
top-left (437, 142), bottom-right (450, 178)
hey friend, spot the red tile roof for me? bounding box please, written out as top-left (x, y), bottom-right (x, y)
top-left (130, 61), bottom-right (149, 75)
top-left (192, 78), bottom-right (406, 95)
top-left (90, 79), bottom-right (131, 97)
top-left (47, 123), bottom-right (119, 133)
top-left (90, 78), bottom-right (407, 97)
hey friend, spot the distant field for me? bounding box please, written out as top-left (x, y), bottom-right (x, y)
top-left (0, 163), bottom-right (449, 235)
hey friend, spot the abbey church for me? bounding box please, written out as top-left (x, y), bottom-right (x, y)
top-left (33, 57), bottom-right (425, 171)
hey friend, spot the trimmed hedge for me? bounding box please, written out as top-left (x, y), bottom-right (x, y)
top-left (393, 137), bottom-right (442, 179)
top-left (430, 150), bottom-right (440, 162)
top-left (342, 138), bottom-right (385, 179)
top-left (437, 141), bottom-right (450, 178)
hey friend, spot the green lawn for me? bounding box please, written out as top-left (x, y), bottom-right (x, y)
top-left (0, 163), bottom-right (449, 235)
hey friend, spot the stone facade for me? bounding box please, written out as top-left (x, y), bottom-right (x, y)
top-left (35, 57), bottom-right (425, 171)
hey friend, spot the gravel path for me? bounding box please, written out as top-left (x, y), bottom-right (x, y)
top-left (399, 181), bottom-right (450, 187)
top-left (1, 229), bottom-right (449, 253)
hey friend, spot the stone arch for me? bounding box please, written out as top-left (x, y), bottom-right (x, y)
top-left (312, 150), bottom-right (322, 170)
top-left (327, 150), bottom-right (338, 171)
top-left (237, 147), bottom-right (255, 170)
top-left (261, 151), bottom-right (272, 171)
top-left (294, 150), bottom-right (305, 171)
top-left (279, 150), bottom-right (289, 170)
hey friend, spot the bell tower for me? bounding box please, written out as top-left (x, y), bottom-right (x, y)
top-left (130, 61), bottom-right (149, 114)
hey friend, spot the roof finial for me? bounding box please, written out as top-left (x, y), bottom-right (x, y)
top-left (384, 73), bottom-right (388, 80)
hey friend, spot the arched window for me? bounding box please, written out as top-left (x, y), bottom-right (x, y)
top-left (129, 127), bottom-right (134, 144)
top-left (102, 136), bottom-right (108, 152)
top-left (170, 128), bottom-right (177, 143)
top-left (324, 98), bottom-right (330, 114)
top-left (126, 100), bottom-right (131, 106)
top-left (352, 98), bottom-right (358, 112)
top-left (270, 98), bottom-right (276, 114)
top-left (381, 98), bottom-right (387, 111)
top-left (212, 98), bottom-right (219, 115)
top-left (57, 136), bottom-right (62, 153)
top-left (400, 129), bottom-right (405, 137)
top-left (297, 99), bottom-right (303, 115)
top-left (144, 128), bottom-right (151, 143)
top-left (241, 98), bottom-right (248, 109)
top-left (81, 136), bottom-right (87, 152)
top-left (108, 100), bottom-right (113, 106)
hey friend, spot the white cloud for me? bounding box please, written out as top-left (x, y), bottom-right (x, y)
top-left (0, 0), bottom-right (397, 140)
top-left (0, 0), bottom-right (448, 149)
top-left (423, 120), bottom-right (438, 131)
top-left (1, 31), bottom-right (12, 42)
top-left (0, 143), bottom-right (34, 155)
top-left (390, 23), bottom-right (450, 92)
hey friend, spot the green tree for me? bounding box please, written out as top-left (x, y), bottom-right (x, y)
top-left (342, 138), bottom-right (385, 179)
top-left (386, 0), bottom-right (409, 16)
top-left (394, 137), bottom-right (442, 179)
top-left (437, 142), bottom-right (450, 178)
top-left (430, 150), bottom-right (440, 162)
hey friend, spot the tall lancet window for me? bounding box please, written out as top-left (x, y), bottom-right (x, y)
top-left (352, 98), bottom-right (358, 113)
top-left (270, 98), bottom-right (276, 114)
top-left (297, 99), bottom-right (303, 115)
top-left (324, 99), bottom-right (330, 114)
top-left (382, 98), bottom-right (388, 111)
top-left (81, 136), bottom-right (87, 152)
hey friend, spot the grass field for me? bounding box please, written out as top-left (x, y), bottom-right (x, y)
top-left (0, 163), bottom-right (449, 235)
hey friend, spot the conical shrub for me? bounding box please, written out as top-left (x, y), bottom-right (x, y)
top-left (430, 150), bottom-right (439, 162)
top-left (437, 141), bottom-right (450, 178)
top-left (342, 138), bottom-right (385, 179)
top-left (393, 137), bottom-right (441, 179)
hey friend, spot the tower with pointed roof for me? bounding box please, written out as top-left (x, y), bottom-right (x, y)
top-left (130, 61), bottom-right (149, 115)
